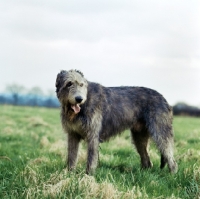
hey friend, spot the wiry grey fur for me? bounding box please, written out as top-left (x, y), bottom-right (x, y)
top-left (56, 69), bottom-right (178, 174)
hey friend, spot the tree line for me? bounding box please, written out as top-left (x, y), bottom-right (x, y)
top-left (173, 103), bottom-right (200, 117)
top-left (0, 84), bottom-right (59, 108)
top-left (1, 84), bottom-right (200, 116)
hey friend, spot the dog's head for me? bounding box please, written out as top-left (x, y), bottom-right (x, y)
top-left (56, 69), bottom-right (88, 114)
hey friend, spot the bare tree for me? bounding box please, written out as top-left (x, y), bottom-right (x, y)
top-left (5, 84), bottom-right (25, 105)
top-left (45, 89), bottom-right (57, 107)
top-left (28, 87), bottom-right (44, 106)
top-left (29, 87), bottom-right (43, 96)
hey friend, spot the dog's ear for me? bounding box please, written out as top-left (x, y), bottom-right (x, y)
top-left (55, 70), bottom-right (67, 93)
top-left (75, 70), bottom-right (84, 77)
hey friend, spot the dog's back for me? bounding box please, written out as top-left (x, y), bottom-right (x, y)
top-left (83, 83), bottom-right (172, 142)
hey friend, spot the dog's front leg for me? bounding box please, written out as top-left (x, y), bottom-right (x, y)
top-left (86, 136), bottom-right (99, 175)
top-left (67, 133), bottom-right (81, 171)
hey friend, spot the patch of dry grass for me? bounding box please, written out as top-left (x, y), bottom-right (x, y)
top-left (27, 116), bottom-right (49, 127)
top-left (42, 172), bottom-right (149, 199)
top-left (28, 157), bottom-right (50, 166)
top-left (40, 136), bottom-right (50, 148)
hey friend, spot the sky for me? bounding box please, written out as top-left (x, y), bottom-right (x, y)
top-left (0, 0), bottom-right (200, 106)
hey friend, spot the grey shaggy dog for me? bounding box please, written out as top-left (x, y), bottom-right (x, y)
top-left (56, 69), bottom-right (178, 174)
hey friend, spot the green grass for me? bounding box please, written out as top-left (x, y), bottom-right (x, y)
top-left (0, 105), bottom-right (200, 198)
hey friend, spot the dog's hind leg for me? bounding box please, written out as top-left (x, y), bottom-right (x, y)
top-left (160, 154), bottom-right (167, 169)
top-left (131, 128), bottom-right (152, 169)
top-left (67, 133), bottom-right (81, 171)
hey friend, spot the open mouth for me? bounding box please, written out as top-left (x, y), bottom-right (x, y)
top-left (71, 104), bottom-right (81, 114)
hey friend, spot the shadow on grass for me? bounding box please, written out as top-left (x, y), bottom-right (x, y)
top-left (98, 161), bottom-right (137, 174)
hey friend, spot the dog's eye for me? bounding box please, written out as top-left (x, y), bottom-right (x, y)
top-left (66, 82), bottom-right (72, 87)
top-left (80, 83), bottom-right (83, 87)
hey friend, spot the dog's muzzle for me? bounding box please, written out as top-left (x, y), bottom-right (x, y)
top-left (71, 96), bottom-right (84, 114)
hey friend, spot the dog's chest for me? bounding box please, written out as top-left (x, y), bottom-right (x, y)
top-left (66, 120), bottom-right (86, 138)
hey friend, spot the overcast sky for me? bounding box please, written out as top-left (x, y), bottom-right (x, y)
top-left (0, 0), bottom-right (200, 106)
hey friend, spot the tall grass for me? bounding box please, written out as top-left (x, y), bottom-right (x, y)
top-left (0, 105), bottom-right (200, 198)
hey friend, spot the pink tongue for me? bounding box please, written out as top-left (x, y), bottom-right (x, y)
top-left (71, 104), bottom-right (81, 114)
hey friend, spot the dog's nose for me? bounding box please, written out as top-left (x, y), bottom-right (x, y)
top-left (75, 96), bottom-right (83, 103)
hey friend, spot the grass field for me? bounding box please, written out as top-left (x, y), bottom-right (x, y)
top-left (0, 105), bottom-right (200, 199)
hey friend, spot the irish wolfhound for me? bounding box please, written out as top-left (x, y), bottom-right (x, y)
top-left (56, 69), bottom-right (178, 174)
